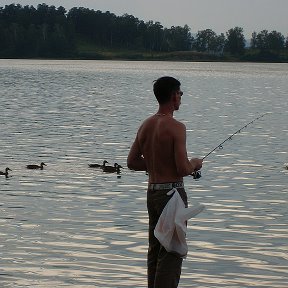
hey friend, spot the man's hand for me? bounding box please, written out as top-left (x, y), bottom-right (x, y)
top-left (190, 158), bottom-right (203, 172)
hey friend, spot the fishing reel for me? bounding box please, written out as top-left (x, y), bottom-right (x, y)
top-left (191, 170), bottom-right (202, 179)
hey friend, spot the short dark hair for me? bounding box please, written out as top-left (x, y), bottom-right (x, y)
top-left (153, 76), bottom-right (181, 104)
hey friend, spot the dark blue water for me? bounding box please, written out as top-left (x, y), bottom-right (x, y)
top-left (0, 60), bottom-right (287, 287)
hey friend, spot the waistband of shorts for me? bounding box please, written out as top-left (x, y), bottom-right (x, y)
top-left (148, 181), bottom-right (184, 191)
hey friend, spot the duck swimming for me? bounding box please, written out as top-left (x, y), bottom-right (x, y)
top-left (89, 160), bottom-right (108, 168)
top-left (26, 162), bottom-right (46, 170)
top-left (0, 167), bottom-right (11, 177)
top-left (102, 163), bottom-right (123, 174)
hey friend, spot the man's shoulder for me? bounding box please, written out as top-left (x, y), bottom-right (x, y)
top-left (137, 116), bottom-right (154, 134)
top-left (139, 116), bottom-right (154, 128)
top-left (171, 118), bottom-right (186, 128)
top-left (139, 115), bottom-right (185, 132)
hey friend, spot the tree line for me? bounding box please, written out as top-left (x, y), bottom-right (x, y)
top-left (0, 3), bottom-right (287, 60)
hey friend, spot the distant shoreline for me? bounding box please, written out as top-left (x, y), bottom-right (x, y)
top-left (1, 50), bottom-right (288, 63)
top-left (1, 4), bottom-right (287, 63)
top-left (1, 58), bottom-right (286, 64)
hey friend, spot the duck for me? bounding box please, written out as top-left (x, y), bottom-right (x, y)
top-left (89, 160), bottom-right (108, 168)
top-left (0, 167), bottom-right (12, 177)
top-left (102, 163), bottom-right (123, 174)
top-left (26, 162), bottom-right (46, 170)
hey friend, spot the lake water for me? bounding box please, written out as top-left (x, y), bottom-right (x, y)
top-left (0, 59), bottom-right (287, 288)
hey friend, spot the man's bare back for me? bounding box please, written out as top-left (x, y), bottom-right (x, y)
top-left (127, 78), bottom-right (202, 183)
top-left (137, 114), bottom-right (192, 183)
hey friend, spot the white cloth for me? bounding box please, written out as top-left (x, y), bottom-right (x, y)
top-left (154, 188), bottom-right (205, 257)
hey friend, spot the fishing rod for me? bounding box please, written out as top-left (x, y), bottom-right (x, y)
top-left (192, 112), bottom-right (268, 179)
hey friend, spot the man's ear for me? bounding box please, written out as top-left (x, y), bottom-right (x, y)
top-left (171, 91), bottom-right (177, 102)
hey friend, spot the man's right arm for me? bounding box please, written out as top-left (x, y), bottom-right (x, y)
top-left (127, 134), bottom-right (147, 171)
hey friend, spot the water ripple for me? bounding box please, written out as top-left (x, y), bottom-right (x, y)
top-left (0, 60), bottom-right (287, 287)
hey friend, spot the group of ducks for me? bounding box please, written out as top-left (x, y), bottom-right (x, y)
top-left (0, 160), bottom-right (123, 178)
top-left (88, 160), bottom-right (123, 174)
top-left (0, 162), bottom-right (46, 178)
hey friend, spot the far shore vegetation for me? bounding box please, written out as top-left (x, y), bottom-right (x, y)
top-left (1, 3), bottom-right (288, 62)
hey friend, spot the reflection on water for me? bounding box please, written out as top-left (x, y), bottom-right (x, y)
top-left (0, 60), bottom-right (287, 287)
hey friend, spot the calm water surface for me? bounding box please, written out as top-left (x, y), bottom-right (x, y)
top-left (0, 59), bottom-right (287, 287)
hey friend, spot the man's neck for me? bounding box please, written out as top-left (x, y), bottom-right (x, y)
top-left (155, 112), bottom-right (173, 117)
top-left (156, 105), bottom-right (174, 117)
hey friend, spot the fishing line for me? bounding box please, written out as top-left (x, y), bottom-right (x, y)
top-left (192, 112), bottom-right (269, 179)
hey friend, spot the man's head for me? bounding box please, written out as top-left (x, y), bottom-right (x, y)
top-left (153, 76), bottom-right (181, 105)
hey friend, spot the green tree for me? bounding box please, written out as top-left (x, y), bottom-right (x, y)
top-left (267, 30), bottom-right (285, 50)
top-left (144, 21), bottom-right (164, 51)
top-left (250, 31), bottom-right (257, 49)
top-left (193, 29), bottom-right (225, 53)
top-left (114, 14), bottom-right (140, 48)
top-left (194, 29), bottom-right (216, 52)
top-left (213, 33), bottom-right (226, 54)
top-left (166, 25), bottom-right (192, 51)
top-left (252, 30), bottom-right (285, 51)
top-left (256, 30), bottom-right (269, 50)
top-left (224, 26), bottom-right (245, 54)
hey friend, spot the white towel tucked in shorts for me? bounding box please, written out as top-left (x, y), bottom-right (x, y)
top-left (154, 188), bottom-right (205, 257)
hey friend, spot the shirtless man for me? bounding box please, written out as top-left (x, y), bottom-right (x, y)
top-left (127, 76), bottom-right (203, 288)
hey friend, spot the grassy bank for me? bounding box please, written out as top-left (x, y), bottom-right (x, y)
top-left (76, 39), bottom-right (227, 61)
top-left (75, 39), bottom-right (288, 62)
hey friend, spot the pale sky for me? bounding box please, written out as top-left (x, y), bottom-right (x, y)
top-left (1, 0), bottom-right (287, 38)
